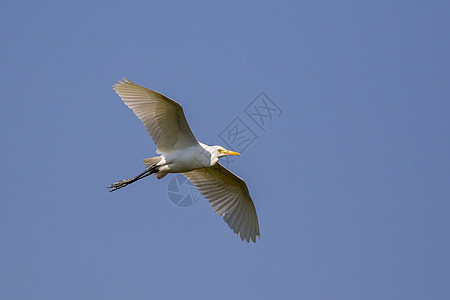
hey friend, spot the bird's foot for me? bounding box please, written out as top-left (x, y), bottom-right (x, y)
top-left (107, 166), bottom-right (158, 192)
top-left (107, 179), bottom-right (132, 192)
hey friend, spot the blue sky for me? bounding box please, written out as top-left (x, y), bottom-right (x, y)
top-left (1, 0), bottom-right (449, 299)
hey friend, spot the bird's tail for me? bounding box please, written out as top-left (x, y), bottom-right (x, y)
top-left (143, 156), bottom-right (162, 168)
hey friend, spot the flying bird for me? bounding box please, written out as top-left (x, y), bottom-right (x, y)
top-left (108, 78), bottom-right (260, 242)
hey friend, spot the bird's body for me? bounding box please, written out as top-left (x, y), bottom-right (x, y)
top-left (153, 143), bottom-right (218, 175)
top-left (108, 78), bottom-right (260, 242)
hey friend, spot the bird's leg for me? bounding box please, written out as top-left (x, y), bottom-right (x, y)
top-left (108, 165), bottom-right (158, 192)
top-left (108, 169), bottom-right (155, 191)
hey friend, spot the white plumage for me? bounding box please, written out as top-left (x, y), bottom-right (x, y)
top-left (109, 78), bottom-right (260, 242)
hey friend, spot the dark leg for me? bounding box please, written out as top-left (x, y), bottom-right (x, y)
top-left (108, 165), bottom-right (158, 192)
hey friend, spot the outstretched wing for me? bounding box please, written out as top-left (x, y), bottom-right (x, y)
top-left (113, 78), bottom-right (199, 154)
top-left (183, 164), bottom-right (260, 242)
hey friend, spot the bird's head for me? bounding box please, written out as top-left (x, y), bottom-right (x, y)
top-left (215, 146), bottom-right (241, 158)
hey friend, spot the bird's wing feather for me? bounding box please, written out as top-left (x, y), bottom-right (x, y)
top-left (113, 78), bottom-right (199, 154)
top-left (182, 164), bottom-right (260, 242)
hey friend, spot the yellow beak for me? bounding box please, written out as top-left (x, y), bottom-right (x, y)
top-left (224, 150), bottom-right (240, 156)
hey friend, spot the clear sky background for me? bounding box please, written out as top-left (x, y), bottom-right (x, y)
top-left (1, 1), bottom-right (449, 299)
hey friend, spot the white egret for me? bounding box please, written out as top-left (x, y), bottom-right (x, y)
top-left (108, 78), bottom-right (260, 242)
